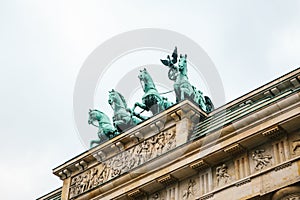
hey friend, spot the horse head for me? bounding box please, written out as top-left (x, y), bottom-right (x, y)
top-left (178, 54), bottom-right (187, 74)
top-left (138, 68), bottom-right (148, 80)
top-left (88, 109), bottom-right (113, 126)
top-left (138, 68), bottom-right (155, 92)
top-left (88, 109), bottom-right (103, 126)
top-left (108, 89), bottom-right (128, 111)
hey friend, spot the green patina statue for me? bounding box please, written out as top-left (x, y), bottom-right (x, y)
top-left (161, 47), bottom-right (214, 112)
top-left (132, 68), bottom-right (173, 115)
top-left (108, 89), bottom-right (146, 132)
top-left (88, 46), bottom-right (215, 147)
top-left (88, 109), bottom-right (119, 147)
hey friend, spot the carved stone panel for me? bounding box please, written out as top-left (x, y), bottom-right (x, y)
top-left (215, 164), bottom-right (231, 186)
top-left (288, 130), bottom-right (300, 158)
top-left (69, 127), bottom-right (176, 199)
top-left (249, 143), bottom-right (273, 173)
top-left (181, 179), bottom-right (197, 200)
top-left (290, 131), bottom-right (300, 157)
top-left (252, 149), bottom-right (272, 171)
top-left (292, 140), bottom-right (300, 153)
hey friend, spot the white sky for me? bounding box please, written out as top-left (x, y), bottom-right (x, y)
top-left (0, 1), bottom-right (300, 199)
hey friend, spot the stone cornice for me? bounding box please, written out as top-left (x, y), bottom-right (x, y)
top-left (209, 68), bottom-right (300, 116)
top-left (191, 88), bottom-right (299, 141)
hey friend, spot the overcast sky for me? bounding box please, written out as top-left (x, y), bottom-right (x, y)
top-left (0, 1), bottom-right (299, 200)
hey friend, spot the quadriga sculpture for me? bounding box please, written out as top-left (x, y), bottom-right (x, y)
top-left (161, 47), bottom-right (214, 112)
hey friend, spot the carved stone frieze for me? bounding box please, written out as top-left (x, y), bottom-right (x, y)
top-left (216, 164), bottom-right (230, 186)
top-left (69, 127), bottom-right (176, 199)
top-left (182, 179), bottom-right (196, 200)
top-left (292, 139), bottom-right (300, 153)
top-left (252, 149), bottom-right (272, 170)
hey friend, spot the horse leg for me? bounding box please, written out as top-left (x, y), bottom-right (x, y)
top-left (113, 120), bottom-right (122, 131)
top-left (113, 130), bottom-right (120, 137)
top-left (181, 88), bottom-right (190, 101)
top-left (181, 90), bottom-right (185, 101)
top-left (90, 139), bottom-right (100, 148)
top-left (132, 111), bottom-right (148, 120)
top-left (174, 85), bottom-right (180, 102)
top-left (114, 117), bottom-right (133, 132)
top-left (157, 99), bottom-right (166, 112)
top-left (133, 102), bottom-right (148, 111)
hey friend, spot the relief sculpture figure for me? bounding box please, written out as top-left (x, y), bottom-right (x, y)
top-left (252, 149), bottom-right (272, 170)
top-left (216, 164), bottom-right (230, 185)
top-left (292, 138), bottom-right (300, 153)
